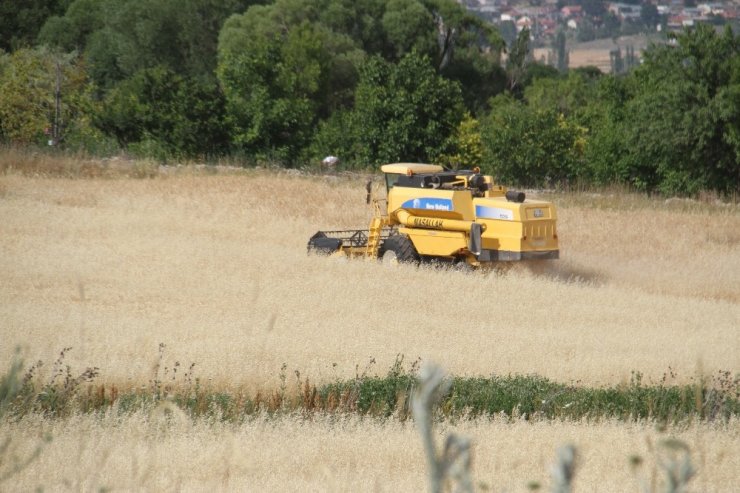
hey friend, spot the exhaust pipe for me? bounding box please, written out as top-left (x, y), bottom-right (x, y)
top-left (506, 191), bottom-right (526, 203)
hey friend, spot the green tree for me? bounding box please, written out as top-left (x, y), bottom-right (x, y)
top-left (37, 0), bottom-right (104, 52)
top-left (480, 94), bottom-right (586, 186)
top-left (524, 71), bottom-right (599, 118)
top-left (95, 66), bottom-right (230, 158)
top-left (498, 21), bottom-right (517, 48)
top-left (38, 0), bottom-right (259, 89)
top-left (381, 0), bottom-right (436, 61)
top-left (218, 2), bottom-right (361, 163)
top-left (317, 0), bottom-right (506, 114)
top-left (0, 47), bottom-right (94, 146)
top-left (580, 75), bottom-right (636, 185)
top-left (315, 52), bottom-right (465, 167)
top-left (318, 0), bottom-right (506, 113)
top-left (552, 29), bottom-right (569, 73)
top-left (424, 0), bottom-right (504, 70)
top-left (580, 0), bottom-right (606, 18)
top-left (640, 3), bottom-right (661, 29)
top-left (438, 113), bottom-right (483, 169)
top-left (619, 25), bottom-right (740, 193)
top-left (431, 0), bottom-right (506, 112)
top-left (576, 18), bottom-right (597, 43)
top-left (0, 0), bottom-right (69, 51)
top-left (506, 27), bottom-right (532, 95)
top-left (610, 48), bottom-right (624, 74)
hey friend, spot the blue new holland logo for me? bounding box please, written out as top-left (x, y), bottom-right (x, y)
top-left (401, 197), bottom-right (453, 211)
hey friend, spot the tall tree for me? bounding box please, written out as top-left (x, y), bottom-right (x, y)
top-left (553, 30), bottom-right (569, 73)
top-left (38, 0), bottom-right (260, 88)
top-left (95, 66), bottom-right (230, 157)
top-left (312, 52), bottom-right (465, 167)
top-left (37, 0), bottom-right (104, 52)
top-left (381, 0), bottom-right (436, 61)
top-left (620, 25), bottom-right (740, 193)
top-left (0, 0), bottom-right (69, 51)
top-left (480, 94), bottom-right (586, 186)
top-left (506, 27), bottom-right (531, 95)
top-left (0, 47), bottom-right (92, 145)
top-left (218, 2), bottom-right (361, 163)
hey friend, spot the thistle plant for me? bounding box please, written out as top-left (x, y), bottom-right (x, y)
top-left (412, 362), bottom-right (474, 493)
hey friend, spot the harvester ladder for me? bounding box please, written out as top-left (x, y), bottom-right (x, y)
top-left (365, 199), bottom-right (388, 258)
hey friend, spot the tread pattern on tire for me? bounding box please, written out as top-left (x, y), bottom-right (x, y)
top-left (382, 234), bottom-right (419, 263)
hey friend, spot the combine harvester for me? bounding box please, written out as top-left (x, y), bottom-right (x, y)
top-left (308, 163), bottom-right (558, 268)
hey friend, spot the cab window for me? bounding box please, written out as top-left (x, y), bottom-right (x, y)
top-left (385, 173), bottom-right (400, 192)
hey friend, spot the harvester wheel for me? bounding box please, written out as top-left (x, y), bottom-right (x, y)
top-left (380, 234), bottom-right (419, 265)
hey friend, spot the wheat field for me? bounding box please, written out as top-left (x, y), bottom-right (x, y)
top-left (1, 164), bottom-right (739, 490)
top-left (1, 169), bottom-right (737, 389)
top-left (6, 413), bottom-right (739, 492)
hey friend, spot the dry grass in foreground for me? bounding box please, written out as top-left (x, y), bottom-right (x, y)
top-left (1, 165), bottom-right (738, 391)
top-left (4, 413), bottom-right (738, 492)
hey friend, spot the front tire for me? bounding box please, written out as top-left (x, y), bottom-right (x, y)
top-left (380, 234), bottom-right (419, 265)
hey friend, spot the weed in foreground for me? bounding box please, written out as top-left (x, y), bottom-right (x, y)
top-left (0, 351), bottom-right (716, 491)
top-left (0, 348), bottom-right (52, 485)
top-left (4, 349), bottom-right (738, 424)
top-left (413, 362), bottom-right (698, 493)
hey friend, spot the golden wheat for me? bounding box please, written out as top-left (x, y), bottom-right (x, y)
top-left (0, 171), bottom-right (738, 391)
top-left (4, 413), bottom-right (738, 492)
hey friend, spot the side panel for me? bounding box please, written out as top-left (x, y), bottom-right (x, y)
top-left (474, 197), bottom-right (559, 255)
top-left (399, 227), bottom-right (467, 257)
top-left (387, 188), bottom-right (474, 221)
top-left (478, 219), bottom-right (524, 252)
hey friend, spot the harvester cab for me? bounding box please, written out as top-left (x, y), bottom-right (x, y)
top-left (308, 163), bottom-right (559, 268)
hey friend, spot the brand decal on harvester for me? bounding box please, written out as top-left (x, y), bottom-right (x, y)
top-left (412, 217), bottom-right (444, 229)
top-left (476, 205), bottom-right (514, 220)
top-left (401, 197), bottom-right (453, 211)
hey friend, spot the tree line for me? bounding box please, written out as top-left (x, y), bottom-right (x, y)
top-left (0, 0), bottom-right (738, 195)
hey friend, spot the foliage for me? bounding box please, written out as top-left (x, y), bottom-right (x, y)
top-left (316, 52), bottom-right (466, 167)
top-left (36, 0), bottom-right (105, 52)
top-left (5, 352), bottom-right (738, 424)
top-left (579, 76), bottom-right (636, 185)
top-left (381, 0), bottom-right (437, 61)
top-left (438, 113), bottom-right (483, 169)
top-left (640, 3), bottom-right (662, 30)
top-left (0, 349), bottom-right (53, 486)
top-left (216, 0), bottom-right (500, 165)
top-left (0, 349), bottom-right (25, 418)
top-left (218, 3), bottom-right (361, 164)
top-left (524, 71), bottom-right (600, 118)
top-left (425, 0), bottom-right (506, 112)
top-left (551, 29), bottom-right (569, 74)
top-left (480, 94), bottom-right (587, 187)
top-left (4, 350), bottom-right (716, 491)
top-left (2, 0), bottom-right (738, 194)
top-left (0, 47), bottom-right (95, 146)
top-left (0, 0), bottom-right (68, 51)
top-left (95, 66), bottom-right (230, 159)
top-left (619, 25), bottom-right (740, 194)
top-left (506, 27), bottom-right (532, 95)
top-left (489, 25), bottom-right (740, 195)
top-left (38, 0), bottom-right (259, 89)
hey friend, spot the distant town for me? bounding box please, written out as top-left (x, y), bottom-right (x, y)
top-left (461, 0), bottom-right (740, 45)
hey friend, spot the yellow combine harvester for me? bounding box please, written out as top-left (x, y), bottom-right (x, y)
top-left (308, 163), bottom-right (558, 267)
